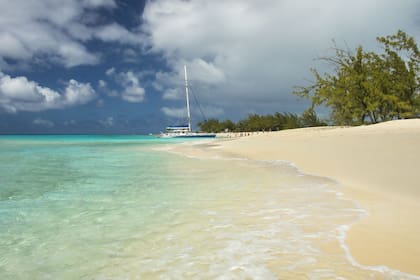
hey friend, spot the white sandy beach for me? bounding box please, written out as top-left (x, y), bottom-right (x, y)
top-left (176, 119), bottom-right (420, 276)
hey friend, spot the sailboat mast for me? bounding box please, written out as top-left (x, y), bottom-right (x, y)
top-left (184, 64), bottom-right (192, 132)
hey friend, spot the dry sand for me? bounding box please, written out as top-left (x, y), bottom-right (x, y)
top-left (215, 119), bottom-right (420, 275)
top-left (197, 119), bottom-right (420, 275)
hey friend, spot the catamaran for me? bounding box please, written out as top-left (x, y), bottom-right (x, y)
top-left (159, 65), bottom-right (216, 138)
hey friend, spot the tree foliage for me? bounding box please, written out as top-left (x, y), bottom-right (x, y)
top-left (197, 111), bottom-right (326, 133)
top-left (295, 30), bottom-right (420, 125)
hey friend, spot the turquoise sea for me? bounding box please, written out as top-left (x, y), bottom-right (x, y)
top-left (0, 136), bottom-right (418, 279)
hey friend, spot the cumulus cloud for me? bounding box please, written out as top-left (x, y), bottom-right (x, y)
top-left (0, 0), bottom-right (141, 69)
top-left (105, 69), bottom-right (146, 103)
top-left (98, 79), bottom-right (118, 97)
top-left (106, 68), bottom-right (116, 76)
top-left (0, 72), bottom-right (97, 113)
top-left (142, 0), bottom-right (420, 114)
top-left (33, 118), bottom-right (55, 128)
top-left (64, 79), bottom-right (97, 106)
top-left (121, 86), bottom-right (145, 103)
top-left (95, 23), bottom-right (143, 45)
top-left (161, 106), bottom-right (186, 118)
top-left (161, 105), bottom-right (223, 119)
top-left (83, 0), bottom-right (116, 8)
top-left (98, 80), bottom-right (107, 88)
top-left (119, 71), bottom-right (145, 102)
top-left (162, 88), bottom-right (183, 100)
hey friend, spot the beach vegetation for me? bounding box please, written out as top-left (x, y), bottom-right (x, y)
top-left (295, 30), bottom-right (420, 125)
top-left (198, 111), bottom-right (326, 133)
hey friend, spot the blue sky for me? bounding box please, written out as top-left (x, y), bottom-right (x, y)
top-left (0, 0), bottom-right (419, 134)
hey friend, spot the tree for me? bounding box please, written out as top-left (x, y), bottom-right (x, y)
top-left (300, 108), bottom-right (327, 127)
top-left (295, 30), bottom-right (420, 125)
top-left (220, 119), bottom-right (235, 132)
top-left (376, 30), bottom-right (420, 119)
top-left (197, 118), bottom-right (221, 132)
top-left (197, 112), bottom-right (307, 133)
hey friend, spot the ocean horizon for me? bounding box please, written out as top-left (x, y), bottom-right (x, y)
top-left (0, 135), bottom-right (416, 279)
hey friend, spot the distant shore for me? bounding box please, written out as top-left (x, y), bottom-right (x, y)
top-left (181, 119), bottom-right (420, 276)
top-left (216, 131), bottom-right (267, 138)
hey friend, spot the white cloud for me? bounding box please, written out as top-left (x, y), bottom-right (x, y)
top-left (121, 85), bottom-right (145, 103)
top-left (0, 0), bottom-right (140, 69)
top-left (95, 23), bottom-right (143, 45)
top-left (64, 79), bottom-right (97, 106)
top-left (83, 0), bottom-right (116, 8)
top-left (161, 106), bottom-right (186, 118)
top-left (0, 71), bottom-right (97, 113)
top-left (162, 88), bottom-right (182, 100)
top-left (98, 76), bottom-right (117, 97)
top-left (33, 118), bottom-right (55, 128)
top-left (186, 59), bottom-right (225, 85)
top-left (105, 69), bottom-right (146, 102)
top-left (161, 105), bottom-right (223, 119)
top-left (98, 80), bottom-right (107, 88)
top-left (143, 0), bottom-right (420, 113)
top-left (118, 71), bottom-right (145, 102)
top-left (57, 42), bottom-right (99, 68)
top-left (106, 68), bottom-right (116, 76)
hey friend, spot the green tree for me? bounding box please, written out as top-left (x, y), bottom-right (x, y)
top-left (300, 108), bottom-right (327, 127)
top-left (295, 30), bottom-right (420, 125)
top-left (197, 118), bottom-right (221, 132)
top-left (376, 30), bottom-right (420, 119)
top-left (220, 119), bottom-right (235, 132)
top-left (198, 112), bottom-right (306, 133)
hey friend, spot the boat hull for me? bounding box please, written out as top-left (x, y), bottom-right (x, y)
top-left (159, 133), bottom-right (216, 138)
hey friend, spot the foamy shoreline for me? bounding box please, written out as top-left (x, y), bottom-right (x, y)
top-left (174, 119), bottom-right (420, 276)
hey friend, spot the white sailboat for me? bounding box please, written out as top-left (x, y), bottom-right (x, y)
top-left (159, 65), bottom-right (216, 138)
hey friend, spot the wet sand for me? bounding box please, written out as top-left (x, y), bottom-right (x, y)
top-left (177, 119), bottom-right (420, 276)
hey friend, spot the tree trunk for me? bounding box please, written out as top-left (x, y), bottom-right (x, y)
top-left (368, 111), bottom-right (377, 123)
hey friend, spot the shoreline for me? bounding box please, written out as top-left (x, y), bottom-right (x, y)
top-left (176, 119), bottom-right (420, 276)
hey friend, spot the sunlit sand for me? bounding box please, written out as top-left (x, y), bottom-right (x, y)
top-left (174, 119), bottom-right (420, 276)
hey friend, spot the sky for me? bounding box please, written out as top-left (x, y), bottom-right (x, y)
top-left (0, 0), bottom-right (419, 134)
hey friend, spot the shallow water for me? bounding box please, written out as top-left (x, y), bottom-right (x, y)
top-left (0, 136), bottom-right (417, 279)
